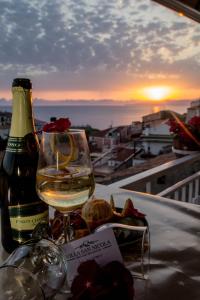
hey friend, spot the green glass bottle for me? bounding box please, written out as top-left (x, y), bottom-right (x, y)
top-left (0, 78), bottom-right (48, 253)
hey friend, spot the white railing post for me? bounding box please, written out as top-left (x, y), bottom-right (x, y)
top-left (146, 181), bottom-right (151, 193)
top-left (174, 190), bottom-right (179, 200)
top-left (158, 171), bottom-right (200, 203)
top-left (188, 182), bottom-right (193, 202)
top-left (181, 186), bottom-right (186, 202)
top-left (195, 178), bottom-right (199, 199)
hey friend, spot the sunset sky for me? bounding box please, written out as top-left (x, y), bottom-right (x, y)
top-left (0, 0), bottom-right (200, 102)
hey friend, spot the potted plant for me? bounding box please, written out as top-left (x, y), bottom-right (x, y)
top-left (168, 115), bottom-right (200, 157)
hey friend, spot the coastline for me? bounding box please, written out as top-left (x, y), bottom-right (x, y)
top-left (0, 102), bottom-right (190, 130)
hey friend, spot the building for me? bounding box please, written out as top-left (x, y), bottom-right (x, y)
top-left (89, 124), bottom-right (142, 152)
top-left (186, 99), bottom-right (200, 121)
top-left (0, 112), bottom-right (12, 140)
top-left (130, 121), bottom-right (143, 137)
top-left (0, 110), bottom-right (46, 140)
top-left (0, 111), bottom-right (12, 126)
top-left (107, 147), bottom-right (136, 169)
top-left (140, 110), bottom-right (181, 155)
top-left (89, 127), bottom-right (123, 151)
top-left (89, 128), bottom-right (118, 151)
top-left (93, 145), bottom-right (143, 182)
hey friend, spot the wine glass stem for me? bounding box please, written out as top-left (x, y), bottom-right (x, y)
top-left (63, 213), bottom-right (71, 243)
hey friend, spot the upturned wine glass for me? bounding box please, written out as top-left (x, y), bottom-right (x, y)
top-left (0, 265), bottom-right (45, 300)
top-left (36, 129), bottom-right (95, 243)
top-left (2, 239), bottom-right (67, 299)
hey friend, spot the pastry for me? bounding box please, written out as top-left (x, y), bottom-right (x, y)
top-left (81, 198), bottom-right (113, 230)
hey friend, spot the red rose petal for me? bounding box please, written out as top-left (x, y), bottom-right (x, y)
top-left (42, 117), bottom-right (71, 132)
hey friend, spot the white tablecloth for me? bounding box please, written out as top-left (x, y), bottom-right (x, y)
top-left (95, 184), bottom-right (200, 300)
top-left (1, 184), bottom-right (200, 300)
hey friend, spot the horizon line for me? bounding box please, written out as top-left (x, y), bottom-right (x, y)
top-left (0, 98), bottom-right (199, 104)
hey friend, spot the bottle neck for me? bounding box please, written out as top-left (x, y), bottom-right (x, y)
top-left (9, 87), bottom-right (35, 137)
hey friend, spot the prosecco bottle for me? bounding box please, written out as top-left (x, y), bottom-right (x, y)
top-left (0, 78), bottom-right (48, 253)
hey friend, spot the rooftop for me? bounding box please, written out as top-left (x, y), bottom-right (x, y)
top-left (142, 110), bottom-right (183, 123)
top-left (90, 128), bottom-right (111, 138)
top-left (112, 147), bottom-right (135, 162)
top-left (97, 152), bottom-right (176, 184)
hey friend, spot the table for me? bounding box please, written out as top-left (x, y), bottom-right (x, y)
top-left (1, 183), bottom-right (200, 300)
top-left (95, 184), bottom-right (200, 300)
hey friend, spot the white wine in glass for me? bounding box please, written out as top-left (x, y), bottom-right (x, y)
top-left (36, 129), bottom-right (95, 242)
top-left (37, 166), bottom-right (95, 212)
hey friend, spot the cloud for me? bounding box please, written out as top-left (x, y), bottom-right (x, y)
top-left (0, 0), bottom-right (199, 94)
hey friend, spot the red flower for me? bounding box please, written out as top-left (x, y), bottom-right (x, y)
top-left (168, 116), bottom-right (200, 149)
top-left (167, 119), bottom-right (180, 133)
top-left (70, 260), bottom-right (134, 300)
top-left (42, 118), bottom-right (71, 132)
top-left (188, 116), bottom-right (200, 128)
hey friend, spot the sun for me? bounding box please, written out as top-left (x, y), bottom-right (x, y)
top-left (142, 86), bottom-right (172, 101)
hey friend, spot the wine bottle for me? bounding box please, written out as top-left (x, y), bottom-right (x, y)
top-left (0, 78), bottom-right (48, 253)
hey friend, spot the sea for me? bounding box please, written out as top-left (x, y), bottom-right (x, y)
top-left (0, 102), bottom-right (190, 130)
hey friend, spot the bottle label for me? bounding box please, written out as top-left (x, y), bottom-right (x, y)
top-left (6, 137), bottom-right (25, 153)
top-left (9, 202), bottom-right (48, 243)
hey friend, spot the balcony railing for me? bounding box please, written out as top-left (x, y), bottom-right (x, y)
top-left (158, 171), bottom-right (200, 204)
top-left (108, 153), bottom-right (200, 200)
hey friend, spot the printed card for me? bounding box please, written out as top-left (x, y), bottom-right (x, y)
top-left (62, 228), bottom-right (123, 285)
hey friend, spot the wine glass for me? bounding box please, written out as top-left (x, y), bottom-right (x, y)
top-left (0, 265), bottom-right (45, 300)
top-left (2, 239), bottom-right (67, 299)
top-left (36, 129), bottom-right (95, 243)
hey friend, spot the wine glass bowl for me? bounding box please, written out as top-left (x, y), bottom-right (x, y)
top-left (0, 266), bottom-right (45, 300)
top-left (36, 129), bottom-right (95, 241)
top-left (2, 239), bottom-right (67, 299)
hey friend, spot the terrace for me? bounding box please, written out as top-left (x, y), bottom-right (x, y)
top-left (107, 152), bottom-right (200, 204)
top-left (0, 1), bottom-right (200, 300)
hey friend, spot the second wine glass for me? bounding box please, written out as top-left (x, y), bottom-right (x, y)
top-left (36, 129), bottom-right (95, 243)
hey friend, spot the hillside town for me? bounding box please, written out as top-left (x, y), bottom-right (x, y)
top-left (89, 100), bottom-right (200, 184)
top-left (0, 99), bottom-right (200, 185)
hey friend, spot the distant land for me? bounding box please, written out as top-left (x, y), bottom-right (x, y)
top-left (0, 97), bottom-right (199, 129)
top-left (0, 98), bottom-right (197, 107)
